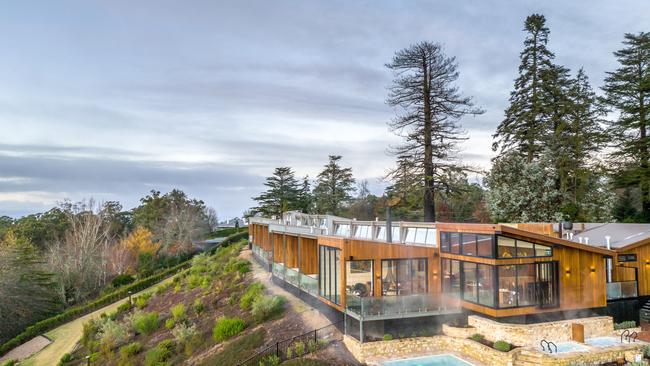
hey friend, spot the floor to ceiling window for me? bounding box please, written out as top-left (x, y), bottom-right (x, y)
top-left (346, 260), bottom-right (373, 297)
top-left (381, 258), bottom-right (427, 296)
top-left (319, 245), bottom-right (341, 304)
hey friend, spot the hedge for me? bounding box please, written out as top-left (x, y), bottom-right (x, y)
top-left (209, 231), bottom-right (248, 255)
top-left (0, 261), bottom-right (190, 356)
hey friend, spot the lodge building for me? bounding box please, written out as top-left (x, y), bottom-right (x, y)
top-left (248, 212), bottom-right (649, 341)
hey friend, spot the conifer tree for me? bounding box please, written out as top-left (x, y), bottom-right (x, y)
top-left (296, 176), bottom-right (313, 214)
top-left (602, 32), bottom-right (650, 220)
top-left (493, 14), bottom-right (555, 161)
top-left (385, 41), bottom-right (483, 222)
top-left (251, 167), bottom-right (301, 217)
top-left (313, 155), bottom-right (356, 215)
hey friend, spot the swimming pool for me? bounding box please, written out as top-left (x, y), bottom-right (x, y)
top-left (381, 354), bottom-right (474, 366)
top-left (542, 341), bottom-right (589, 354)
top-left (586, 336), bottom-right (624, 347)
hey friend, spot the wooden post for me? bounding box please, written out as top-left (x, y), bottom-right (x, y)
top-left (572, 323), bottom-right (585, 343)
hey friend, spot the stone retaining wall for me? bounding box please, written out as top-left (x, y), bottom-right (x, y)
top-left (467, 315), bottom-right (613, 347)
top-left (441, 324), bottom-right (476, 339)
top-left (343, 335), bottom-right (517, 366)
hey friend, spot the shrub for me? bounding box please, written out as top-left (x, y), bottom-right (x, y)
top-left (260, 354), bottom-right (280, 366)
top-left (1, 360), bottom-right (17, 366)
top-left (469, 333), bottom-right (485, 342)
top-left (172, 323), bottom-right (198, 345)
top-left (382, 333), bottom-right (393, 341)
top-left (307, 339), bottom-right (318, 353)
top-left (58, 353), bottom-right (73, 365)
top-left (493, 340), bottom-right (511, 352)
top-left (174, 284), bottom-right (182, 293)
top-left (135, 297), bottom-right (148, 309)
top-left (225, 258), bottom-right (250, 274)
top-left (193, 298), bottom-right (205, 314)
top-left (187, 274), bottom-right (202, 289)
top-left (252, 295), bottom-right (285, 322)
top-left (131, 311), bottom-right (159, 335)
top-left (144, 339), bottom-right (175, 366)
top-left (240, 282), bottom-right (264, 310)
top-left (213, 317), bottom-right (246, 342)
top-left (112, 274), bottom-right (135, 288)
top-left (294, 341), bottom-right (305, 357)
top-left (614, 320), bottom-right (636, 330)
top-left (165, 318), bottom-right (175, 330)
top-left (155, 282), bottom-right (171, 295)
top-left (119, 342), bottom-right (142, 358)
top-left (98, 319), bottom-right (129, 348)
top-left (643, 344), bottom-right (650, 358)
top-left (171, 303), bottom-right (186, 321)
top-left (116, 302), bottom-right (132, 314)
top-left (81, 318), bottom-right (101, 349)
top-left (286, 346), bottom-right (293, 359)
top-left (89, 352), bottom-right (100, 362)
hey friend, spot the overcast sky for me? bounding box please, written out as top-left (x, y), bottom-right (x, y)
top-left (0, 1), bottom-right (648, 219)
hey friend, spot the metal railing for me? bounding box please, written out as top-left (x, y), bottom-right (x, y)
top-left (237, 321), bottom-right (343, 366)
top-left (606, 281), bottom-right (638, 300)
top-left (346, 293), bottom-right (461, 319)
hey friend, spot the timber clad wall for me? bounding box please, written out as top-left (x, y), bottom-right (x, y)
top-left (300, 237), bottom-right (318, 274)
top-left (618, 243), bottom-right (650, 296)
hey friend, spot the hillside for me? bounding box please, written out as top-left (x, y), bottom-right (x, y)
top-left (30, 241), bottom-right (355, 366)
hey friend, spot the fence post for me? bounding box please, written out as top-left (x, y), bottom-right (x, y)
top-left (276, 342), bottom-right (279, 357)
top-left (314, 329), bottom-right (317, 344)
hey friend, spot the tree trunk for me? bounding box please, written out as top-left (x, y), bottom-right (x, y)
top-left (422, 55), bottom-right (436, 222)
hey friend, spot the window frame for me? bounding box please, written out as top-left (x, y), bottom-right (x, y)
top-left (496, 235), bottom-right (553, 259)
top-left (440, 232), bottom-right (495, 258)
top-left (380, 258), bottom-right (429, 296)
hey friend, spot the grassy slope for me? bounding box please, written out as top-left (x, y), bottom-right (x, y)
top-left (20, 277), bottom-right (175, 366)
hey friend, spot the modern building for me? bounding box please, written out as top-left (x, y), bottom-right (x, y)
top-left (248, 212), bottom-right (649, 341)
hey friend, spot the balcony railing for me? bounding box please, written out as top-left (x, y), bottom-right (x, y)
top-left (346, 293), bottom-right (461, 320)
top-left (285, 267), bottom-right (301, 287)
top-left (606, 281), bottom-right (638, 300)
top-left (272, 262), bottom-right (286, 277)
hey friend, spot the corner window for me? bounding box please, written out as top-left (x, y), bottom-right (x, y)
top-left (497, 236), bottom-right (552, 258)
top-left (441, 232), bottom-right (493, 258)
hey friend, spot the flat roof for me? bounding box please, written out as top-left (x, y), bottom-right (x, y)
top-left (571, 223), bottom-right (650, 249)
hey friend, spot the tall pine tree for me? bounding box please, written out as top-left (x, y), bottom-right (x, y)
top-left (385, 41), bottom-right (483, 222)
top-left (313, 155), bottom-right (356, 215)
top-left (602, 32), bottom-right (650, 220)
top-left (251, 167), bottom-right (301, 217)
top-left (493, 14), bottom-right (555, 162)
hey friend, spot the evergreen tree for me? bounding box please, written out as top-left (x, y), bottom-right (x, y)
top-left (251, 167), bottom-right (301, 217)
top-left (296, 176), bottom-right (313, 214)
top-left (313, 155), bottom-right (356, 215)
top-left (385, 41), bottom-right (483, 222)
top-left (493, 14), bottom-right (555, 161)
top-left (601, 32), bottom-right (650, 220)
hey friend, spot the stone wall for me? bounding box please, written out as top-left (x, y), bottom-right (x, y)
top-left (343, 335), bottom-right (517, 366)
top-left (467, 315), bottom-right (613, 347)
top-left (441, 324), bottom-right (477, 339)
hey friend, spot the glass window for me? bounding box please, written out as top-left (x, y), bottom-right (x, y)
top-left (392, 227), bottom-right (401, 243)
top-left (424, 229), bottom-right (437, 246)
top-left (477, 235), bottom-right (494, 257)
top-left (516, 240), bottom-right (534, 257)
top-left (318, 246), bottom-right (341, 304)
top-left (461, 233), bottom-right (477, 256)
top-left (478, 264), bottom-right (495, 307)
top-left (381, 260), bottom-right (398, 296)
top-left (498, 265), bottom-right (517, 308)
top-left (353, 225), bottom-right (372, 239)
top-left (346, 261), bottom-right (373, 297)
top-left (462, 262), bottom-right (477, 302)
top-left (441, 232), bottom-right (450, 252)
top-left (442, 259), bottom-right (461, 298)
top-left (498, 236), bottom-right (516, 258)
top-left (405, 228), bottom-right (417, 243)
top-left (398, 259), bottom-right (414, 295)
top-left (334, 224), bottom-right (350, 237)
top-left (516, 264), bottom-right (536, 306)
top-left (450, 233), bottom-right (461, 254)
top-left (381, 259), bottom-right (427, 296)
top-left (415, 228), bottom-right (427, 243)
top-left (412, 259), bottom-right (427, 294)
top-left (376, 226), bottom-right (386, 240)
top-left (535, 243), bottom-right (552, 257)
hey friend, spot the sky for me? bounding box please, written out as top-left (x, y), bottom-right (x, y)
top-left (0, 0), bottom-right (648, 219)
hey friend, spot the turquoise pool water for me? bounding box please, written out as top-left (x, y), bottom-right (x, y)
top-left (543, 341), bottom-right (589, 354)
top-left (586, 337), bottom-right (623, 347)
top-left (381, 354), bottom-right (474, 366)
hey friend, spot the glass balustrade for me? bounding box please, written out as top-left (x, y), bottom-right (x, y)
top-left (285, 267), bottom-right (301, 287)
top-left (272, 262), bottom-right (286, 277)
top-left (346, 293), bottom-right (460, 318)
top-left (300, 273), bottom-right (319, 295)
top-left (606, 281), bottom-right (638, 300)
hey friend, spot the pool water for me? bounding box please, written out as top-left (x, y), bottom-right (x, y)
top-left (586, 336), bottom-right (623, 347)
top-left (543, 341), bottom-right (589, 354)
top-left (381, 354), bottom-right (474, 366)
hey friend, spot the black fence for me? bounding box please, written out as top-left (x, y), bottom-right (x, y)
top-left (237, 321), bottom-right (343, 366)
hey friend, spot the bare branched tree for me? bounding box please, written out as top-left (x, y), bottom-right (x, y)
top-left (385, 42), bottom-right (484, 221)
top-left (48, 199), bottom-right (112, 304)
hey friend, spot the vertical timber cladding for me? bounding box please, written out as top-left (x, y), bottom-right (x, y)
top-left (317, 235), bottom-right (441, 308)
top-left (617, 242), bottom-right (650, 296)
top-left (300, 237), bottom-right (318, 275)
top-left (284, 234), bottom-right (299, 269)
top-left (552, 245), bottom-right (607, 310)
top-left (272, 232), bottom-right (284, 263)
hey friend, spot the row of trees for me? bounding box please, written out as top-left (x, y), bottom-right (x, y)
top-left (0, 189), bottom-right (216, 343)
top-left (251, 14), bottom-right (648, 225)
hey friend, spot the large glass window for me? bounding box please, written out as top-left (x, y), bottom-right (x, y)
top-left (404, 228), bottom-right (437, 246)
top-left (497, 236), bottom-right (552, 258)
top-left (462, 262), bottom-right (477, 302)
top-left (346, 260), bottom-right (373, 297)
top-left (496, 263), bottom-right (558, 308)
top-left (516, 264), bottom-right (537, 306)
top-left (319, 246), bottom-right (341, 304)
top-left (334, 224), bottom-right (350, 237)
top-left (450, 233), bottom-right (461, 254)
top-left (441, 232), bottom-right (494, 257)
top-left (381, 259), bottom-right (428, 296)
top-left (441, 232), bottom-right (450, 252)
top-left (376, 226), bottom-right (401, 242)
top-left (353, 225), bottom-right (372, 239)
top-left (442, 259), bottom-right (461, 298)
top-left (478, 264), bottom-right (495, 307)
top-left (498, 265), bottom-right (517, 308)
top-left (477, 235), bottom-right (494, 257)
top-left (461, 233), bottom-right (477, 256)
